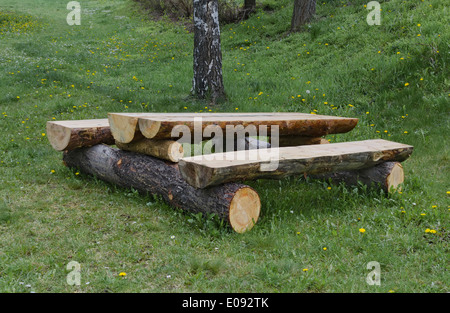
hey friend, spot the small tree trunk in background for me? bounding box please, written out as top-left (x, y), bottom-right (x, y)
top-left (291, 0), bottom-right (316, 32)
top-left (192, 0), bottom-right (226, 104)
top-left (243, 0), bottom-right (256, 17)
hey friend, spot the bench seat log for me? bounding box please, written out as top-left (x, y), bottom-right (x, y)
top-left (178, 139), bottom-right (414, 188)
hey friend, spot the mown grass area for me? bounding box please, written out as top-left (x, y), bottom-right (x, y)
top-left (0, 0), bottom-right (448, 293)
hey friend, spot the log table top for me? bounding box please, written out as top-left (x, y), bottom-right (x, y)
top-left (107, 112), bottom-right (359, 143)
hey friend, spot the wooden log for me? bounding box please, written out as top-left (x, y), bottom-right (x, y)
top-left (46, 119), bottom-right (114, 151)
top-left (230, 138), bottom-right (404, 193)
top-left (108, 112), bottom-right (358, 143)
top-left (115, 139), bottom-right (184, 163)
top-left (62, 145), bottom-right (261, 233)
top-left (178, 139), bottom-right (414, 188)
top-left (309, 161), bottom-right (405, 193)
top-left (108, 113), bottom-right (145, 144)
top-left (277, 136), bottom-right (329, 147)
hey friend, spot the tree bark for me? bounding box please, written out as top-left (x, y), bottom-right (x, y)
top-left (244, 0), bottom-right (256, 10)
top-left (291, 0), bottom-right (316, 32)
top-left (243, 0), bottom-right (256, 18)
top-left (192, 0), bottom-right (226, 104)
top-left (62, 145), bottom-right (260, 233)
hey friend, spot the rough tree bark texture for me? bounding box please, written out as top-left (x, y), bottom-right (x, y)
top-left (244, 0), bottom-right (256, 9)
top-left (291, 0), bottom-right (316, 32)
top-left (63, 145), bottom-right (261, 233)
top-left (192, 0), bottom-right (226, 103)
top-left (243, 0), bottom-right (256, 17)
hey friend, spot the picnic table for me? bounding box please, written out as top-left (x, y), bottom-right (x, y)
top-left (47, 112), bottom-right (413, 232)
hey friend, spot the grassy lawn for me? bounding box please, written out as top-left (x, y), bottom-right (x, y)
top-left (0, 0), bottom-right (448, 293)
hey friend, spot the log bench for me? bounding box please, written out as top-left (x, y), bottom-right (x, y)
top-left (178, 139), bottom-right (413, 189)
top-left (47, 113), bottom-right (414, 233)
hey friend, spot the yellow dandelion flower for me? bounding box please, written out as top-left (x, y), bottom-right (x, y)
top-left (359, 228), bottom-right (366, 233)
top-left (119, 272), bottom-right (127, 277)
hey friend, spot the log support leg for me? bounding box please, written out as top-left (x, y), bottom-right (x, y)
top-left (63, 145), bottom-right (261, 233)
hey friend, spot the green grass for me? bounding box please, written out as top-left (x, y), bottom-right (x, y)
top-left (0, 0), bottom-right (448, 293)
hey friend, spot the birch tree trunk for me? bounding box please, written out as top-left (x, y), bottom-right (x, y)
top-left (192, 0), bottom-right (226, 104)
top-left (291, 0), bottom-right (316, 32)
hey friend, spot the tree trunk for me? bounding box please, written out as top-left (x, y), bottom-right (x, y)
top-left (244, 0), bottom-right (256, 10)
top-left (192, 0), bottom-right (226, 104)
top-left (62, 145), bottom-right (261, 233)
top-left (243, 0), bottom-right (256, 18)
top-left (291, 0), bottom-right (316, 32)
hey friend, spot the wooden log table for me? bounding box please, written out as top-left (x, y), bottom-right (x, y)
top-left (47, 112), bottom-right (414, 232)
top-left (107, 112), bottom-right (359, 144)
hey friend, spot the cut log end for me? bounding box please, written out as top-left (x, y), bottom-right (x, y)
top-left (229, 187), bottom-right (261, 233)
top-left (168, 141), bottom-right (185, 162)
top-left (139, 119), bottom-right (161, 139)
top-left (108, 113), bottom-right (141, 144)
top-left (46, 121), bottom-right (71, 151)
top-left (385, 162), bottom-right (404, 192)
